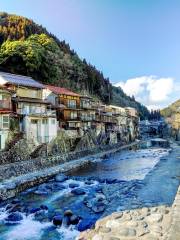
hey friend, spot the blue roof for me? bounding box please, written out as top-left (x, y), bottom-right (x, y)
top-left (0, 72), bottom-right (44, 89)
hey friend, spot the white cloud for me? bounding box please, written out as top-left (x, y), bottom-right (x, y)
top-left (146, 77), bottom-right (173, 103)
top-left (114, 76), bottom-right (147, 96)
top-left (114, 75), bottom-right (174, 109)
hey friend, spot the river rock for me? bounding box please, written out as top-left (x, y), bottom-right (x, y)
top-left (92, 202), bottom-right (105, 213)
top-left (99, 226), bottom-right (111, 233)
top-left (30, 207), bottom-right (41, 214)
top-left (11, 199), bottom-right (21, 205)
top-left (118, 227), bottom-right (136, 237)
top-left (8, 203), bottom-right (23, 213)
top-left (64, 209), bottom-right (73, 216)
top-left (78, 218), bottom-right (96, 231)
top-left (106, 179), bottom-right (117, 184)
top-left (52, 183), bottom-right (66, 191)
top-left (34, 211), bottom-right (49, 222)
top-left (85, 180), bottom-right (94, 185)
top-left (146, 213), bottom-right (163, 223)
top-left (40, 205), bottom-right (48, 211)
top-left (6, 212), bottom-right (23, 222)
top-left (53, 215), bottom-right (63, 226)
top-left (55, 174), bottom-right (68, 182)
top-left (69, 183), bottom-right (79, 188)
top-left (70, 214), bottom-right (80, 225)
top-left (71, 188), bottom-right (86, 195)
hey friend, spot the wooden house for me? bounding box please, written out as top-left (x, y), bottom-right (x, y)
top-left (45, 85), bottom-right (81, 130)
top-left (79, 96), bottom-right (96, 130)
top-left (0, 72), bottom-right (58, 144)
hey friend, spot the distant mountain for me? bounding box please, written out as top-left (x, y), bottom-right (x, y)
top-left (161, 99), bottom-right (180, 118)
top-left (0, 12), bottom-right (149, 119)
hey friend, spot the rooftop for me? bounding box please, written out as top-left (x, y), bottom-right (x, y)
top-left (45, 85), bottom-right (80, 97)
top-left (0, 72), bottom-right (44, 89)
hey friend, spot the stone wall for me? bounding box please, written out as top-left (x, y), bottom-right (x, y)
top-left (0, 141), bottom-right (140, 200)
top-left (0, 137), bottom-right (37, 164)
top-left (0, 142), bottom-right (126, 181)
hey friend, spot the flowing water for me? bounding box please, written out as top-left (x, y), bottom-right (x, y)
top-left (0, 143), bottom-right (180, 240)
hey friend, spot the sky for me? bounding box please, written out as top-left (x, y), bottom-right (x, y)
top-left (0, 0), bottom-right (180, 109)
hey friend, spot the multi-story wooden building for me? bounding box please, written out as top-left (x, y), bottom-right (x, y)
top-left (0, 72), bottom-right (58, 144)
top-left (45, 85), bottom-right (82, 130)
top-left (79, 96), bottom-right (96, 130)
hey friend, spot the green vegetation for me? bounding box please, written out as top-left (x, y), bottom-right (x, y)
top-left (0, 12), bottom-right (149, 119)
top-left (161, 99), bottom-right (180, 118)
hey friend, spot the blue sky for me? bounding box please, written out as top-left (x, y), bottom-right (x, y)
top-left (0, 0), bottom-right (179, 109)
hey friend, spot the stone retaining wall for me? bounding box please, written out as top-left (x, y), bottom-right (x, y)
top-left (0, 142), bottom-right (136, 181)
top-left (0, 141), bottom-right (140, 200)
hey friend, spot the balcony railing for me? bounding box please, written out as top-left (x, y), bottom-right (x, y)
top-left (0, 100), bottom-right (11, 110)
top-left (80, 115), bottom-right (96, 121)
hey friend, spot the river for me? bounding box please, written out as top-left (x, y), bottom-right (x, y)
top-left (0, 142), bottom-right (179, 240)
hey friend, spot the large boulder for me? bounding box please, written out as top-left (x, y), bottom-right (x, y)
top-left (69, 215), bottom-right (80, 225)
top-left (64, 209), bottom-right (73, 217)
top-left (69, 183), bottom-right (79, 188)
top-left (53, 215), bottom-right (63, 226)
top-left (30, 207), bottom-right (41, 214)
top-left (6, 212), bottom-right (23, 222)
top-left (84, 193), bottom-right (107, 213)
top-left (71, 188), bottom-right (86, 195)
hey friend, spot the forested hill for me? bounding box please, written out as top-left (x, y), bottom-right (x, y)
top-left (161, 99), bottom-right (180, 118)
top-left (0, 12), bottom-right (149, 119)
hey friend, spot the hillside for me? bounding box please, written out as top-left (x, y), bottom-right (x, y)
top-left (0, 12), bottom-right (149, 119)
top-left (161, 99), bottom-right (180, 118)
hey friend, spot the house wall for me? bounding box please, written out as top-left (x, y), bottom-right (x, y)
top-left (23, 116), bottom-right (57, 144)
top-left (63, 109), bottom-right (78, 121)
top-left (16, 87), bottom-right (42, 99)
top-left (59, 95), bottom-right (80, 108)
top-left (42, 89), bottom-right (57, 105)
top-left (17, 102), bottom-right (47, 115)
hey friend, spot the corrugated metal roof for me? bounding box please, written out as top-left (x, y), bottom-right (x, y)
top-left (45, 85), bottom-right (80, 97)
top-left (0, 72), bottom-right (44, 89)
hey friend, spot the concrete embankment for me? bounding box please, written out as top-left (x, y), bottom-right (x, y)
top-left (78, 185), bottom-right (180, 240)
top-left (0, 141), bottom-right (140, 200)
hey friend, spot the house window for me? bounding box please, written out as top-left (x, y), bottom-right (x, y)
top-left (67, 99), bottom-right (76, 108)
top-left (2, 116), bottom-right (9, 128)
top-left (31, 119), bottom-right (38, 124)
top-left (70, 111), bottom-right (77, 119)
top-left (69, 122), bottom-right (76, 128)
top-left (42, 119), bottom-right (48, 124)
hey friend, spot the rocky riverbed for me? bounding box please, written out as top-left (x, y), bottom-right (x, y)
top-left (0, 144), bottom-right (179, 240)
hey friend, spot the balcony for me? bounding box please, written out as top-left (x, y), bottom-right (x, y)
top-left (0, 100), bottom-right (11, 110)
top-left (80, 115), bottom-right (96, 121)
top-left (18, 108), bottom-right (56, 116)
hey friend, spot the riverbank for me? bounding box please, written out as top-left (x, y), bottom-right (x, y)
top-left (78, 186), bottom-right (180, 240)
top-left (78, 143), bottom-right (180, 240)
top-left (0, 141), bottom-right (179, 240)
top-left (0, 141), bottom-right (140, 200)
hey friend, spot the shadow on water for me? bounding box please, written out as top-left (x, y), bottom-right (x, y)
top-left (0, 142), bottom-right (180, 240)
